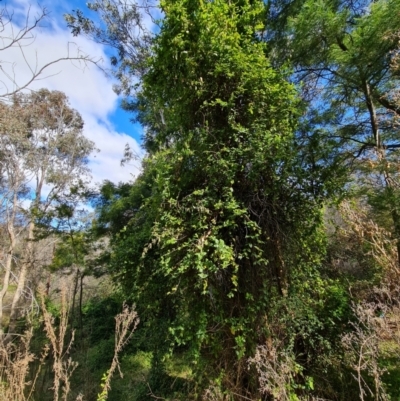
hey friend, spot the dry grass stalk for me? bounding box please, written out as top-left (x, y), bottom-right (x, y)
top-left (0, 327), bottom-right (35, 401)
top-left (249, 339), bottom-right (298, 401)
top-left (202, 384), bottom-right (226, 401)
top-left (0, 282), bottom-right (78, 401)
top-left (329, 201), bottom-right (399, 280)
top-left (39, 284), bottom-right (79, 401)
top-left (0, 281), bottom-right (139, 401)
top-left (332, 202), bottom-right (400, 400)
top-left (97, 303), bottom-right (139, 401)
top-left (346, 202), bottom-right (398, 268)
top-left (341, 302), bottom-right (390, 401)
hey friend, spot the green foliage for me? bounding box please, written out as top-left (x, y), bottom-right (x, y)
top-left (97, 371), bottom-right (110, 401)
top-left (90, 0), bottom-right (336, 398)
top-left (65, 0), bottom-right (400, 400)
top-left (49, 232), bottom-right (87, 271)
top-left (83, 296), bottom-right (122, 343)
top-left (270, 0), bottom-right (400, 255)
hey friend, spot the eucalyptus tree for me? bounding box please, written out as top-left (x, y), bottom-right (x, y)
top-left (0, 89), bottom-right (95, 340)
top-left (65, 0), bottom-right (154, 100)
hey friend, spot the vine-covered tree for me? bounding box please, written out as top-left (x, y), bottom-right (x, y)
top-left (77, 0), bottom-right (345, 398)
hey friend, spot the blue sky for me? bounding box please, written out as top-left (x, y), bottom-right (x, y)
top-left (2, 0), bottom-right (146, 184)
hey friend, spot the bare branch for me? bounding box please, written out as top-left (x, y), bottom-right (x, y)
top-left (0, 3), bottom-right (104, 100)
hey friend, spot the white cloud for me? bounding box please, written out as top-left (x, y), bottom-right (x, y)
top-left (84, 115), bottom-right (143, 184)
top-left (1, 0), bottom-right (143, 185)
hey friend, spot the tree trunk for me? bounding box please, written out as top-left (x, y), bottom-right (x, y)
top-left (388, 189), bottom-right (400, 268)
top-left (70, 267), bottom-right (80, 329)
top-left (365, 83), bottom-right (400, 267)
top-left (5, 220), bottom-right (35, 342)
top-left (0, 248), bottom-right (15, 337)
top-left (79, 272), bottom-right (84, 339)
top-left (0, 192), bottom-right (18, 339)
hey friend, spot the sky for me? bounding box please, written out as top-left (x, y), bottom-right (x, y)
top-left (1, 0), bottom-right (146, 185)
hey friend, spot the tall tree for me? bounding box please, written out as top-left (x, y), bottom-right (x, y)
top-left (0, 89), bottom-right (95, 340)
top-left (86, 0), bottom-right (338, 398)
top-left (267, 0), bottom-right (400, 262)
